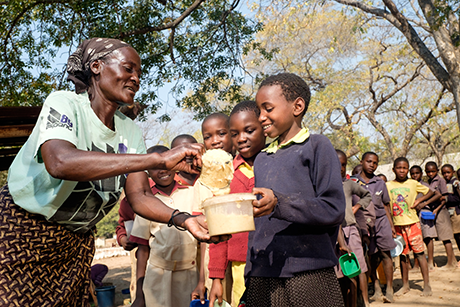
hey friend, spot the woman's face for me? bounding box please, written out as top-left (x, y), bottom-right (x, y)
top-left (95, 47), bottom-right (141, 106)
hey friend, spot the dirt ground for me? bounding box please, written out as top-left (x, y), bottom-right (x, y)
top-left (93, 240), bottom-right (460, 307)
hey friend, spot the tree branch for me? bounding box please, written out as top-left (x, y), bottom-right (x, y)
top-left (117, 0), bottom-right (205, 38)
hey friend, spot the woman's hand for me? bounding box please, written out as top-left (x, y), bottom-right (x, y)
top-left (160, 143), bottom-right (205, 174)
top-left (183, 215), bottom-right (231, 244)
top-left (209, 279), bottom-right (224, 306)
top-left (252, 188), bottom-right (278, 217)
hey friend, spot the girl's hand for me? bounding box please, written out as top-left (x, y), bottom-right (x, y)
top-left (252, 188), bottom-right (277, 217)
top-left (160, 143), bottom-right (205, 174)
top-left (209, 279), bottom-right (224, 306)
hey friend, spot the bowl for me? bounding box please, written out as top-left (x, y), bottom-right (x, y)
top-left (421, 211), bottom-right (435, 220)
top-left (202, 193), bottom-right (256, 236)
top-left (339, 252), bottom-right (361, 278)
top-left (390, 237), bottom-right (404, 257)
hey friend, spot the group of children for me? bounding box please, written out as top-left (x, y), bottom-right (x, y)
top-left (334, 152), bottom-right (460, 307)
top-left (111, 72), bottom-right (459, 307)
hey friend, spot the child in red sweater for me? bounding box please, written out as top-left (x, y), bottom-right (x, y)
top-left (208, 101), bottom-right (266, 307)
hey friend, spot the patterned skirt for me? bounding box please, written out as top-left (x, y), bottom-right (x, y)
top-left (0, 184), bottom-right (94, 307)
top-left (243, 267), bottom-right (344, 307)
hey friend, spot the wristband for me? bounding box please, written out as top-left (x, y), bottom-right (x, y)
top-left (167, 209), bottom-right (191, 231)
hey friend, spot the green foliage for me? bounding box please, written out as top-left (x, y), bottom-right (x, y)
top-left (0, 0), bottom-right (261, 117)
top-left (96, 201), bottom-right (120, 239)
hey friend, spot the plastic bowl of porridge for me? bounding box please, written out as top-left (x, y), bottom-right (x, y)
top-left (202, 193), bottom-right (256, 236)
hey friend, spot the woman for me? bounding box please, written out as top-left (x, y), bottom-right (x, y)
top-left (0, 38), bottom-right (221, 306)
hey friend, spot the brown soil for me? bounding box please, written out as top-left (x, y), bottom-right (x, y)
top-left (93, 240), bottom-right (460, 307)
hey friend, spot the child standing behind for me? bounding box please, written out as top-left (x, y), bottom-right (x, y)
top-left (441, 164), bottom-right (460, 255)
top-left (424, 161), bottom-right (457, 269)
top-left (356, 151), bottom-right (396, 303)
top-left (247, 73), bottom-right (346, 306)
top-left (335, 150), bottom-right (372, 307)
top-left (386, 157), bottom-right (434, 297)
top-left (208, 101), bottom-right (266, 307)
top-left (130, 145), bottom-right (202, 307)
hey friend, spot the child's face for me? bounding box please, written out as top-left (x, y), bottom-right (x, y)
top-left (148, 168), bottom-right (175, 188)
top-left (361, 154), bottom-right (378, 176)
top-left (393, 161), bottom-right (409, 181)
top-left (410, 168), bottom-right (422, 181)
top-left (425, 165), bottom-right (438, 180)
top-left (256, 85), bottom-right (299, 142)
top-left (229, 111), bottom-right (266, 163)
top-left (338, 154), bottom-right (347, 179)
top-left (201, 117), bottom-right (233, 153)
top-left (441, 166), bottom-right (454, 182)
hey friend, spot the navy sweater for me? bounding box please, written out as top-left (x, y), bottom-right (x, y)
top-left (246, 134), bottom-right (346, 278)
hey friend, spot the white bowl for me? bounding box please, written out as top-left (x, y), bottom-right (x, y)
top-left (390, 238), bottom-right (404, 257)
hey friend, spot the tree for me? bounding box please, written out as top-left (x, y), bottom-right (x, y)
top-left (0, 0), bottom-right (261, 117)
top-left (332, 0), bottom-right (460, 130)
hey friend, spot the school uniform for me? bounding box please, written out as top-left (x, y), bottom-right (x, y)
top-left (355, 173), bottom-right (396, 254)
top-left (130, 180), bottom-right (200, 307)
top-left (422, 175), bottom-right (454, 241)
top-left (445, 178), bottom-right (460, 234)
top-left (245, 129), bottom-right (345, 306)
top-left (209, 154), bottom-right (254, 306)
top-left (335, 179), bottom-right (372, 278)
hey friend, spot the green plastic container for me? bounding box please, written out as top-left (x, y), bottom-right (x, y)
top-left (339, 252), bottom-right (361, 278)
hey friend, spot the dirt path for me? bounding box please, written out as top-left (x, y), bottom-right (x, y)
top-left (93, 240), bottom-right (460, 307)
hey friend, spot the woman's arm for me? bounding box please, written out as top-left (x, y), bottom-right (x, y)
top-left (40, 139), bottom-right (203, 181)
top-left (125, 171), bottom-right (231, 244)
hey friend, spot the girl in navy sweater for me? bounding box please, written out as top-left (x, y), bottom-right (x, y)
top-left (248, 73), bottom-right (346, 307)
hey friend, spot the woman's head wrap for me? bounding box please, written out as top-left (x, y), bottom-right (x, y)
top-left (67, 38), bottom-right (132, 94)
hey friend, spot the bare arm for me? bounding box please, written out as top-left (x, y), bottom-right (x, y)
top-left (132, 244), bottom-right (149, 307)
top-left (125, 171), bottom-right (230, 244)
top-left (412, 189), bottom-right (435, 210)
top-left (40, 139), bottom-right (203, 181)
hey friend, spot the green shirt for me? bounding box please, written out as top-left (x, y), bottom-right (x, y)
top-left (8, 91), bottom-right (146, 233)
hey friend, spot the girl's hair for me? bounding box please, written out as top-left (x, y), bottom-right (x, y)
top-left (393, 157), bottom-right (409, 168)
top-left (425, 161), bottom-right (438, 170)
top-left (147, 145), bottom-right (169, 154)
top-left (361, 151), bottom-right (378, 161)
top-left (259, 73), bottom-right (311, 114)
top-left (441, 164), bottom-right (454, 171)
top-left (410, 165), bottom-right (422, 172)
top-left (230, 100), bottom-right (259, 118)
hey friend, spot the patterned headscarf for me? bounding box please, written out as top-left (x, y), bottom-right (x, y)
top-left (67, 38), bottom-right (132, 94)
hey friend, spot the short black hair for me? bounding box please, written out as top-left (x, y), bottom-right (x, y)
top-left (230, 100), bottom-right (260, 118)
top-left (202, 113), bottom-right (229, 129)
top-left (425, 161), bottom-right (438, 170)
top-left (171, 134), bottom-right (197, 148)
top-left (362, 151), bottom-right (378, 161)
top-left (393, 157), bottom-right (409, 168)
top-left (410, 165), bottom-right (422, 173)
top-left (352, 164), bottom-right (362, 175)
top-left (147, 145), bottom-right (169, 154)
top-left (335, 149), bottom-right (347, 159)
top-left (259, 73), bottom-right (311, 116)
top-left (441, 164), bottom-right (454, 171)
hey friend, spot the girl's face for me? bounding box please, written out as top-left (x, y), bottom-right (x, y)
top-left (410, 168), bottom-right (422, 181)
top-left (94, 47), bottom-right (141, 106)
top-left (393, 161), bottom-right (409, 182)
top-left (425, 165), bottom-right (438, 180)
top-left (256, 85), bottom-right (298, 144)
top-left (201, 117), bottom-right (233, 153)
top-left (441, 166), bottom-right (454, 182)
top-left (229, 110), bottom-right (266, 166)
top-left (361, 154), bottom-right (378, 176)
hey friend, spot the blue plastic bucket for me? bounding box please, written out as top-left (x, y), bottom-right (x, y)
top-left (95, 285), bottom-right (116, 307)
